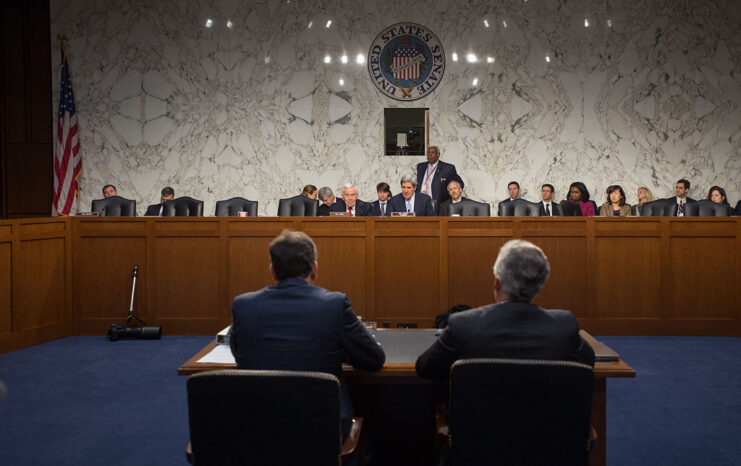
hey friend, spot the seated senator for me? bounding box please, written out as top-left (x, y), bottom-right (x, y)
top-left (634, 187), bottom-right (653, 216)
top-left (388, 174), bottom-right (435, 216)
top-left (330, 183), bottom-right (374, 216)
top-left (300, 184), bottom-right (318, 200)
top-left (415, 239), bottom-right (595, 381)
top-left (567, 182), bottom-right (597, 217)
top-left (229, 230), bottom-right (385, 438)
top-left (144, 186), bottom-right (174, 216)
top-left (599, 184), bottom-right (631, 216)
top-left (707, 185), bottom-right (730, 206)
top-left (316, 186), bottom-right (335, 216)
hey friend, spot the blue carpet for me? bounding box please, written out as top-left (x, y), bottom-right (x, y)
top-left (1, 336), bottom-right (740, 465)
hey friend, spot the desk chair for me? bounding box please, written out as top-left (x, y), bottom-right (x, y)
top-left (441, 358), bottom-right (594, 465)
top-left (186, 369), bottom-right (363, 466)
top-left (639, 199), bottom-right (678, 216)
top-left (499, 199), bottom-right (541, 216)
top-left (277, 195), bottom-right (318, 216)
top-left (162, 197), bottom-right (204, 217)
top-left (91, 196), bottom-right (136, 216)
top-left (449, 199), bottom-right (491, 216)
top-left (683, 199), bottom-right (731, 216)
top-left (215, 197), bottom-right (258, 216)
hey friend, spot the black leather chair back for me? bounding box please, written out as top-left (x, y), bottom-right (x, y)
top-left (499, 199), bottom-right (541, 217)
top-left (449, 200), bottom-right (491, 216)
top-left (430, 199), bottom-right (438, 216)
top-left (277, 196), bottom-right (318, 216)
top-left (449, 359), bottom-right (593, 465)
top-left (215, 197), bottom-right (258, 216)
top-left (187, 369), bottom-right (341, 465)
top-left (559, 200), bottom-right (582, 216)
top-left (162, 197), bottom-right (204, 217)
top-left (684, 200), bottom-right (731, 217)
top-left (91, 196), bottom-right (136, 216)
top-left (640, 199), bottom-right (678, 216)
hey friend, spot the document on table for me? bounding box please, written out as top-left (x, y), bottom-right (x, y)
top-left (196, 344), bottom-right (236, 364)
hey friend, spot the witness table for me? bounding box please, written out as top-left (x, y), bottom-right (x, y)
top-left (178, 329), bottom-right (635, 466)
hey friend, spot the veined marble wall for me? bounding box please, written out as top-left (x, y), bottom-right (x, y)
top-left (51, 0), bottom-right (741, 216)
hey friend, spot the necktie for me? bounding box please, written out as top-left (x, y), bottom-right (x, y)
top-left (545, 203), bottom-right (550, 216)
top-left (348, 207), bottom-right (353, 217)
top-left (381, 202), bottom-right (385, 215)
top-left (423, 164), bottom-right (434, 195)
top-left (406, 199), bottom-right (412, 212)
top-left (679, 200), bottom-right (684, 216)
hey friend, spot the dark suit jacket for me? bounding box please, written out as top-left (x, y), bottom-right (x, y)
top-left (388, 192), bottom-right (435, 216)
top-left (371, 199), bottom-right (391, 216)
top-left (317, 203), bottom-right (331, 216)
top-left (734, 200), bottom-right (741, 216)
top-left (330, 199), bottom-right (374, 216)
top-left (415, 301), bottom-right (595, 381)
top-left (230, 278), bottom-right (385, 433)
top-left (539, 201), bottom-right (561, 216)
top-left (416, 161), bottom-right (464, 204)
top-left (669, 196), bottom-right (697, 216)
top-left (144, 203), bottom-right (162, 216)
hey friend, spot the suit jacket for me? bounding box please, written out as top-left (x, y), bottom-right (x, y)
top-left (735, 200), bottom-right (741, 216)
top-left (230, 278), bottom-right (385, 433)
top-left (539, 201), bottom-right (561, 216)
top-left (438, 197), bottom-right (468, 216)
top-left (330, 199), bottom-right (374, 216)
top-left (371, 199), bottom-right (391, 216)
top-left (388, 192), bottom-right (435, 216)
top-left (416, 161), bottom-right (464, 204)
top-left (415, 301), bottom-right (595, 381)
top-left (317, 203), bottom-right (331, 216)
top-left (669, 196), bottom-right (697, 216)
top-left (144, 203), bottom-right (162, 216)
top-left (598, 203), bottom-right (632, 217)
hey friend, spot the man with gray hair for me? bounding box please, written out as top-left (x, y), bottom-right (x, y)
top-left (330, 183), bottom-right (374, 216)
top-left (388, 174), bottom-right (435, 216)
top-left (415, 239), bottom-right (594, 380)
top-left (317, 186), bottom-right (335, 216)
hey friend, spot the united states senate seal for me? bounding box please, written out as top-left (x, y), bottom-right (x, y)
top-left (367, 22), bottom-right (445, 101)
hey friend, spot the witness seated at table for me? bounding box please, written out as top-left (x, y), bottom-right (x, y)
top-left (599, 185), bottom-right (631, 216)
top-left (567, 182), bottom-right (597, 217)
top-left (300, 184), bottom-right (317, 200)
top-left (415, 239), bottom-right (594, 382)
top-left (634, 187), bottom-right (653, 216)
top-left (707, 186), bottom-right (730, 206)
top-left (229, 230), bottom-right (385, 439)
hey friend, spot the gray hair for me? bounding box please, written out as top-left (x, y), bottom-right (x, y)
top-left (342, 183), bottom-right (357, 195)
top-left (400, 173), bottom-right (418, 187)
top-left (446, 180), bottom-right (461, 191)
top-left (493, 240), bottom-right (550, 302)
top-left (317, 186), bottom-right (333, 201)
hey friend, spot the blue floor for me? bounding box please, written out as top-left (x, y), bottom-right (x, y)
top-left (0, 335), bottom-right (740, 465)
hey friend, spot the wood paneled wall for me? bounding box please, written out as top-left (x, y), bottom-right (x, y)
top-left (0, 0), bottom-right (54, 219)
top-left (1, 216), bottom-right (740, 353)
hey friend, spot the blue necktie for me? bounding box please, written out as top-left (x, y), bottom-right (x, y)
top-left (406, 199), bottom-right (412, 212)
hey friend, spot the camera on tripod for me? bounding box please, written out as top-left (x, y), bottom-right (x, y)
top-left (107, 265), bottom-right (162, 341)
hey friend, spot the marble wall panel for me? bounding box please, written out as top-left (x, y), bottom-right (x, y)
top-left (51, 0), bottom-right (741, 216)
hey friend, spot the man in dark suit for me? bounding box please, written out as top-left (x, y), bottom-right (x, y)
top-left (330, 184), bottom-right (374, 216)
top-left (388, 174), bottom-right (435, 216)
top-left (416, 239), bottom-right (594, 381)
top-left (416, 146), bottom-right (463, 205)
top-left (539, 183), bottom-right (561, 216)
top-left (669, 178), bottom-right (696, 217)
top-left (144, 186), bottom-right (174, 216)
top-left (371, 182), bottom-right (392, 216)
top-left (229, 230), bottom-right (385, 437)
top-left (437, 180), bottom-right (467, 216)
top-left (497, 181), bottom-right (522, 214)
top-left (317, 186), bottom-right (335, 216)
top-left (734, 200), bottom-right (741, 216)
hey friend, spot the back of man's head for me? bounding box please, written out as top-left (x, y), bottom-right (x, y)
top-left (493, 240), bottom-right (550, 302)
top-left (269, 230), bottom-right (317, 280)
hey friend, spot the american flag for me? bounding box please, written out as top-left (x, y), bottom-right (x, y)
top-left (53, 48), bottom-right (81, 216)
top-left (393, 46), bottom-right (421, 81)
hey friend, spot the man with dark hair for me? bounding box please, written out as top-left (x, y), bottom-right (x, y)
top-left (102, 184), bottom-right (117, 198)
top-left (229, 230), bottom-right (385, 438)
top-left (416, 239), bottom-right (594, 381)
top-left (669, 178), bottom-right (696, 216)
top-left (144, 187), bottom-right (175, 216)
top-left (539, 183), bottom-right (560, 216)
top-left (372, 182), bottom-right (392, 216)
top-left (497, 181), bottom-right (522, 214)
top-left (416, 146), bottom-right (464, 205)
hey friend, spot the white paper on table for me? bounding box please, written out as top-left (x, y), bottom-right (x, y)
top-left (196, 344), bottom-right (236, 364)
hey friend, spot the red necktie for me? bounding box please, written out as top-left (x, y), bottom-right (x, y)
top-left (348, 207), bottom-right (353, 217)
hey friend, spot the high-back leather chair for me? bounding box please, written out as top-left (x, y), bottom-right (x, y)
top-left (449, 199), bottom-right (491, 216)
top-left (214, 197), bottom-right (258, 217)
top-left (162, 197), bottom-right (204, 217)
top-left (91, 196), bottom-right (136, 216)
top-left (640, 199), bottom-right (678, 216)
top-left (277, 195), bottom-right (318, 216)
top-left (430, 199), bottom-right (438, 216)
top-left (186, 369), bottom-right (363, 466)
top-left (559, 200), bottom-right (582, 216)
top-left (683, 200), bottom-right (731, 217)
top-left (499, 199), bottom-right (541, 217)
top-left (445, 359), bottom-right (593, 465)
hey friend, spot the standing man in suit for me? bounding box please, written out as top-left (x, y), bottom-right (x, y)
top-left (144, 186), bottom-right (174, 216)
top-left (539, 183), bottom-right (560, 216)
top-left (670, 179), bottom-right (696, 217)
top-left (437, 180), bottom-right (467, 216)
top-left (229, 230), bottom-right (385, 438)
top-left (371, 182), bottom-right (392, 216)
top-left (317, 186), bottom-right (335, 216)
top-left (330, 183), bottom-right (374, 216)
top-left (416, 146), bottom-right (463, 205)
top-left (389, 174), bottom-right (435, 216)
top-left (415, 239), bottom-right (594, 381)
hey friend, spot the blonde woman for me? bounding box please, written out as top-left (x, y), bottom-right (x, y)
top-left (634, 187), bottom-right (653, 216)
